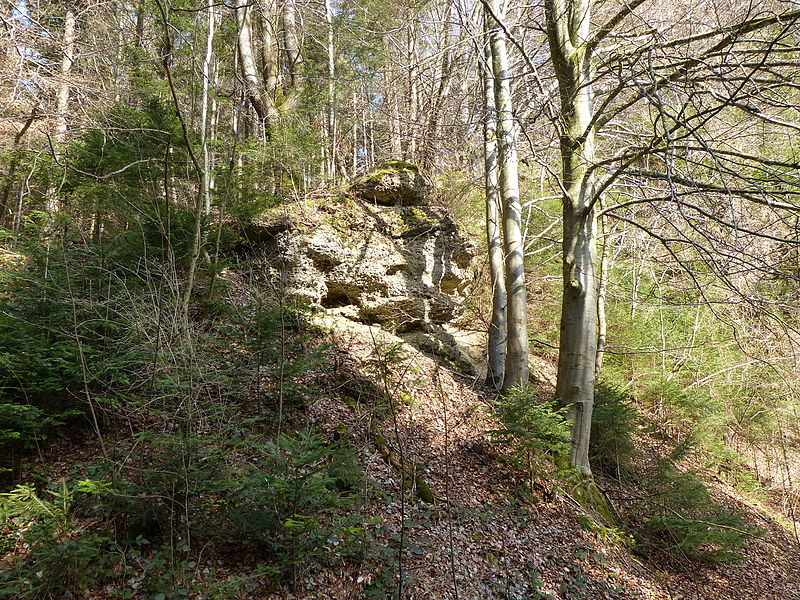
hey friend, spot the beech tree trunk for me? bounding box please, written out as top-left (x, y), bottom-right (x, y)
top-left (546, 0), bottom-right (598, 477)
top-left (47, 5), bottom-right (76, 215)
top-left (258, 0), bottom-right (279, 96)
top-left (483, 13), bottom-right (506, 389)
top-left (282, 0), bottom-right (303, 90)
top-left (324, 0), bottom-right (336, 177)
top-left (595, 213), bottom-right (609, 376)
top-left (236, 0), bottom-right (278, 129)
top-left (487, 0), bottom-right (529, 391)
top-left (405, 24), bottom-right (419, 161)
top-left (200, 3), bottom-right (216, 215)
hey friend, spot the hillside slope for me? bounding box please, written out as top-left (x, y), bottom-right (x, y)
top-left (292, 314), bottom-right (800, 600)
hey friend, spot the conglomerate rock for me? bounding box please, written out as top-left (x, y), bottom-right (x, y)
top-left (245, 177), bottom-right (475, 336)
top-left (349, 160), bottom-right (431, 206)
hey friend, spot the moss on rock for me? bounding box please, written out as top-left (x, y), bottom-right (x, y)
top-left (351, 161), bottom-right (430, 206)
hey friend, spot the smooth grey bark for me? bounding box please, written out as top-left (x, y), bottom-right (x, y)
top-left (487, 0), bottom-right (529, 391)
top-left (236, 0), bottom-right (278, 128)
top-left (47, 5), bottom-right (76, 215)
top-left (134, 2), bottom-right (144, 48)
top-left (546, 0), bottom-right (598, 477)
top-left (55, 5), bottom-right (76, 136)
top-left (324, 0), bottom-right (336, 177)
top-left (483, 13), bottom-right (506, 389)
top-left (595, 213), bottom-right (608, 376)
top-left (282, 0), bottom-right (302, 89)
top-left (258, 0), bottom-right (279, 95)
top-left (405, 23), bottom-right (419, 160)
top-left (200, 2), bottom-right (216, 215)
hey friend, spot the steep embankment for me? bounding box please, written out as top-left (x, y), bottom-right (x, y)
top-left (292, 315), bottom-right (800, 600)
top-left (235, 165), bottom-right (800, 599)
top-left (2, 164), bottom-right (798, 599)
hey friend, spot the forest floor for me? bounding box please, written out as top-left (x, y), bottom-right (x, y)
top-left (296, 316), bottom-right (800, 600)
top-left (4, 312), bottom-right (800, 600)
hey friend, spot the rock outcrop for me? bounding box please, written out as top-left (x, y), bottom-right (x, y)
top-left (349, 160), bottom-right (430, 206)
top-left (244, 168), bottom-right (475, 337)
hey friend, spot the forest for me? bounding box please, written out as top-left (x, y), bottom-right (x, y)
top-left (1, 0), bottom-right (799, 598)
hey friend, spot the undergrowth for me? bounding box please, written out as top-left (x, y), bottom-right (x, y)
top-left (589, 384), bottom-right (760, 565)
top-left (0, 232), bottom-right (380, 597)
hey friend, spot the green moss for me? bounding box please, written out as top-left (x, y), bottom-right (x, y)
top-left (414, 474), bottom-right (436, 504)
top-left (578, 514), bottom-right (635, 548)
top-left (377, 160), bottom-right (420, 173)
top-left (396, 207), bottom-right (437, 236)
top-left (362, 161), bottom-right (420, 184)
top-left (373, 430), bottom-right (387, 448)
top-left (572, 480), bottom-right (619, 526)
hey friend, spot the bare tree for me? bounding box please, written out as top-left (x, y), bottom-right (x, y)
top-left (541, 0), bottom-right (800, 476)
top-left (482, 13), bottom-right (506, 389)
top-left (486, 0), bottom-right (529, 390)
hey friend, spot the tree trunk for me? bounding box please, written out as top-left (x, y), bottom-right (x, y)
top-left (405, 24), bottom-right (418, 161)
top-left (595, 212), bottom-right (608, 376)
top-left (258, 0), bottom-right (279, 96)
top-left (0, 107), bottom-right (37, 226)
top-left (236, 0), bottom-right (278, 130)
top-left (200, 2), bottom-right (216, 215)
top-left (324, 0), bottom-right (336, 178)
top-left (47, 5), bottom-right (76, 215)
top-left (282, 0), bottom-right (303, 90)
top-left (487, 0), bottom-right (529, 391)
top-left (135, 2), bottom-right (145, 48)
top-left (483, 13), bottom-right (506, 389)
top-left (546, 0), bottom-right (598, 477)
top-left (390, 87), bottom-right (402, 157)
top-left (420, 4), bottom-right (454, 170)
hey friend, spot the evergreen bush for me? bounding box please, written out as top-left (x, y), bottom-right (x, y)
top-left (491, 387), bottom-right (572, 490)
top-left (590, 382), bottom-right (639, 478)
top-left (231, 430), bottom-right (365, 584)
top-left (0, 481), bottom-right (120, 599)
top-left (633, 444), bottom-right (758, 564)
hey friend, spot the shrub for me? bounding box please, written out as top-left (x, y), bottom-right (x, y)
top-left (0, 481), bottom-right (119, 599)
top-left (231, 430), bottom-right (365, 585)
top-left (491, 387), bottom-right (572, 490)
top-left (328, 437), bottom-right (366, 491)
top-left (633, 445), bottom-right (758, 564)
top-left (103, 431), bottom-right (237, 543)
top-left (590, 382), bottom-right (639, 478)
